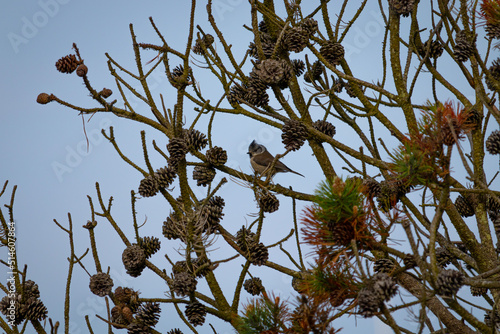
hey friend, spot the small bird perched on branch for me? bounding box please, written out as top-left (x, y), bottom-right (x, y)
top-left (247, 140), bottom-right (304, 177)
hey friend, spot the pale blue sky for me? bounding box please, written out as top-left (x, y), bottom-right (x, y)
top-left (1, 1), bottom-right (497, 333)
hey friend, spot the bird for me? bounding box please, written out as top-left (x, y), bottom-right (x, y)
top-left (247, 140), bottom-right (304, 177)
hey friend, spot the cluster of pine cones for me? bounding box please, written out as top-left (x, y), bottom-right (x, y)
top-left (361, 176), bottom-right (412, 212)
top-left (227, 17), bottom-right (345, 108)
top-left (357, 273), bottom-right (398, 317)
top-left (109, 286), bottom-right (161, 333)
top-left (235, 226), bottom-right (269, 266)
top-left (121, 237), bottom-right (161, 278)
top-left (138, 129), bottom-right (229, 197)
top-left (162, 195), bottom-right (225, 241)
top-left (0, 280), bottom-right (47, 325)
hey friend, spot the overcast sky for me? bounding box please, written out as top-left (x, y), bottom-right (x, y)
top-left (1, 1), bottom-right (498, 333)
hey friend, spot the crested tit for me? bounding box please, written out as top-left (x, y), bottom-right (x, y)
top-left (247, 140), bottom-right (304, 177)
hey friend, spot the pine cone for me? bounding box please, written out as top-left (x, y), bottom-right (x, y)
top-left (418, 39), bottom-right (444, 59)
top-left (312, 120), bottom-right (336, 138)
top-left (247, 87), bottom-right (270, 107)
top-left (0, 294), bottom-right (23, 324)
top-left (155, 166), bottom-right (176, 188)
top-left (435, 247), bottom-right (453, 267)
top-left (76, 64), bottom-right (88, 77)
top-left (172, 259), bottom-right (211, 278)
top-left (440, 118), bottom-right (463, 146)
top-left (248, 242), bottom-right (269, 266)
top-left (185, 301), bottom-right (206, 326)
top-left (362, 178), bottom-right (381, 198)
top-left (127, 322), bottom-right (151, 334)
top-left (167, 137), bottom-right (188, 165)
top-left (23, 299), bottom-right (48, 321)
top-left (486, 130), bottom-right (500, 155)
top-left (138, 236), bottom-right (161, 259)
top-left (236, 226), bottom-right (257, 252)
top-left (36, 93), bottom-right (55, 104)
top-left (403, 254), bottom-right (417, 269)
top-left (486, 23), bottom-right (500, 40)
top-left (200, 196), bottom-right (225, 231)
top-left (283, 26), bottom-right (308, 52)
top-left (485, 310), bottom-right (500, 329)
top-left (183, 129), bottom-right (208, 152)
top-left (248, 36), bottom-right (276, 60)
top-left (344, 81), bottom-right (357, 97)
top-left (192, 34), bottom-right (215, 55)
top-left (373, 259), bottom-right (395, 273)
top-left (193, 165), bottom-right (216, 187)
top-left (487, 59), bottom-right (500, 91)
top-left (245, 78), bottom-right (270, 107)
top-left (138, 175), bottom-right (159, 197)
top-left (122, 244), bottom-right (147, 277)
top-left (388, 0), bottom-right (415, 17)
top-left (453, 30), bottom-right (476, 62)
top-left (23, 280), bottom-right (40, 299)
top-left (114, 286), bottom-right (133, 304)
top-left (300, 18), bottom-right (318, 36)
top-left (259, 20), bottom-right (268, 33)
top-left (357, 288), bottom-right (381, 318)
top-left (372, 272), bottom-right (398, 301)
top-left (328, 220), bottom-right (355, 247)
top-left (99, 88), bottom-right (112, 98)
top-left (206, 146), bottom-right (227, 166)
top-left (257, 191), bottom-right (280, 213)
top-left (114, 286), bottom-right (136, 305)
top-left (55, 54), bottom-right (79, 73)
top-left (173, 272), bottom-right (197, 297)
top-left (463, 108), bottom-right (481, 129)
top-left (162, 213), bottom-right (184, 240)
top-left (304, 61), bottom-right (324, 82)
top-left (243, 277), bottom-right (264, 295)
top-left (377, 179), bottom-right (406, 212)
top-left (470, 286), bottom-right (488, 296)
top-left (435, 269), bottom-right (464, 296)
top-left (193, 258), bottom-right (212, 278)
top-left (282, 119), bottom-right (307, 151)
top-left (320, 41), bottom-right (344, 65)
top-left (455, 195), bottom-right (475, 217)
top-left (89, 272), bottom-right (114, 296)
top-left (252, 59), bottom-right (289, 86)
top-left (167, 329), bottom-right (184, 334)
top-left (227, 83), bottom-right (247, 105)
top-left (134, 302), bottom-right (161, 327)
top-left (111, 304), bottom-right (134, 327)
top-left (291, 59), bottom-right (305, 76)
top-left (171, 65), bottom-right (191, 84)
top-left (488, 195), bottom-right (500, 212)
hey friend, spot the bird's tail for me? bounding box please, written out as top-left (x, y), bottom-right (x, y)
top-left (290, 169), bottom-right (304, 177)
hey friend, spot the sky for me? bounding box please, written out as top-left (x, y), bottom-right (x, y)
top-left (1, 1), bottom-right (498, 333)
